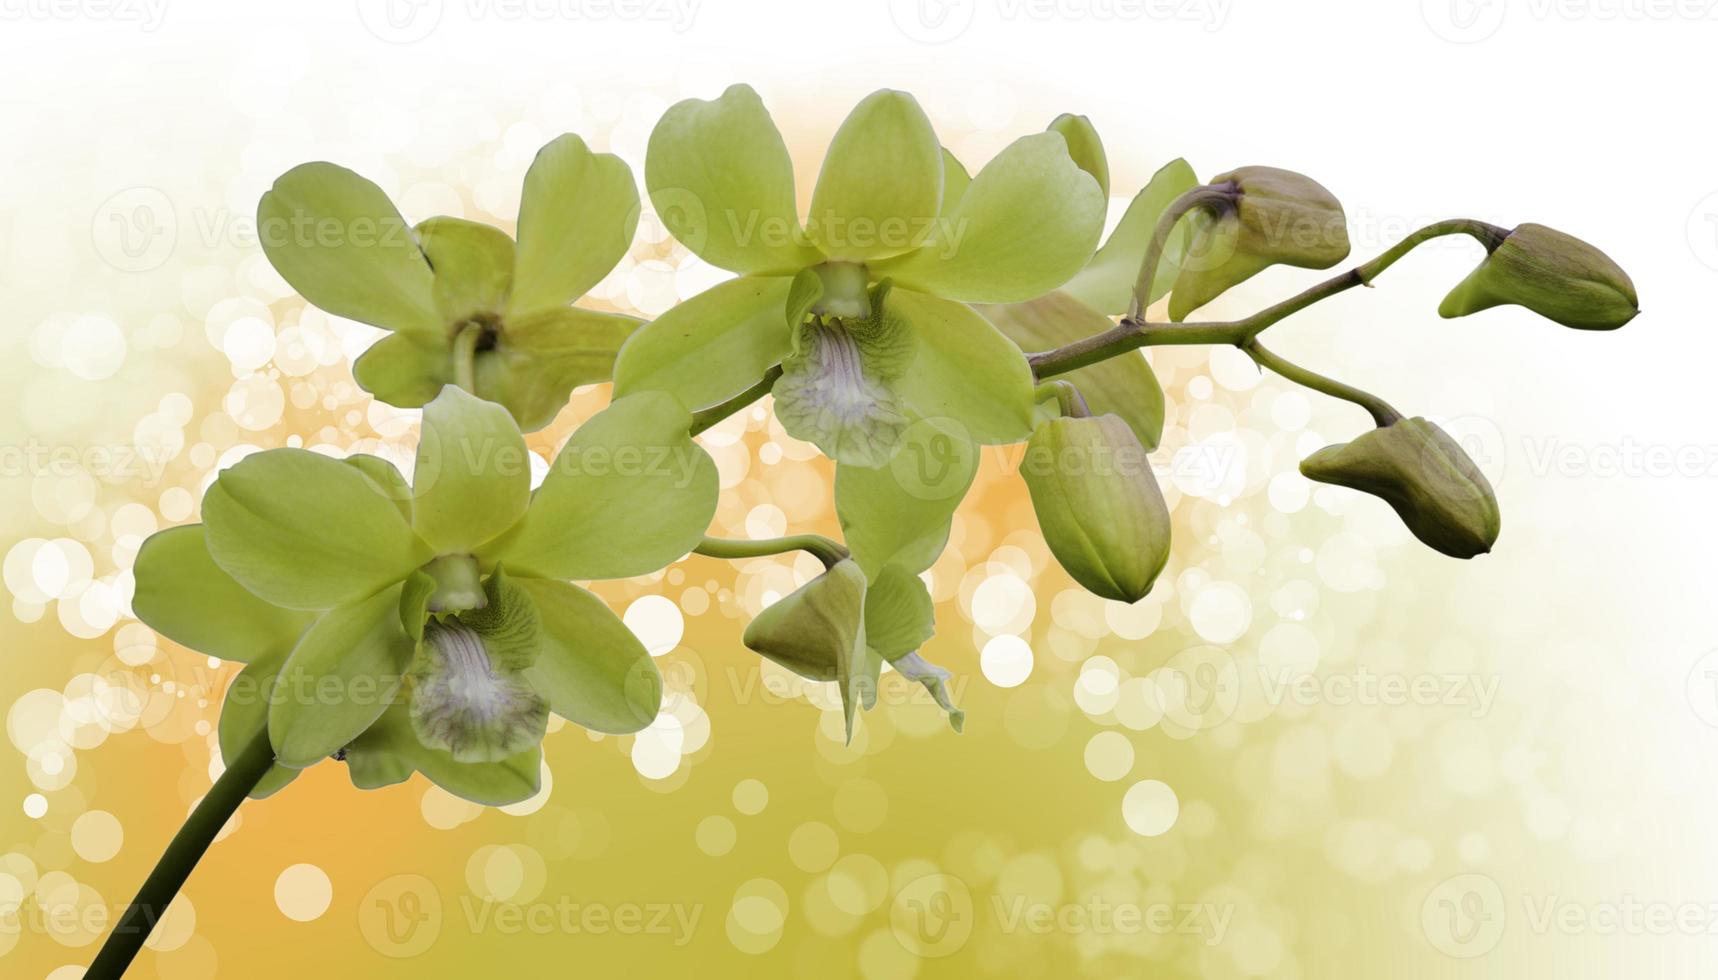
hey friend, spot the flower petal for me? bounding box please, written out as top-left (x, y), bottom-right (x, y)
top-left (1061, 158), bottom-right (1199, 316)
top-left (773, 285), bottom-right (916, 466)
top-left (132, 524), bottom-right (314, 664)
top-left (612, 275), bottom-right (794, 412)
top-left (891, 651), bottom-right (965, 732)
top-left (202, 449), bottom-right (430, 610)
top-left (835, 415), bottom-right (978, 578)
top-left (418, 216), bottom-right (515, 323)
top-left (517, 577), bottom-right (661, 734)
top-left (741, 559), bottom-right (873, 740)
top-left (977, 291), bottom-right (1165, 450)
top-left (217, 655), bottom-right (300, 799)
top-left (938, 149), bottom-right (971, 216)
top-left (268, 584), bottom-right (416, 768)
top-left (863, 564), bottom-right (935, 661)
top-left (257, 162), bottom-right (440, 334)
top-left (344, 703), bottom-right (542, 805)
top-left (876, 132), bottom-right (1105, 303)
top-left (891, 288), bottom-right (1035, 446)
top-left (487, 392), bottom-right (718, 581)
top-left (408, 568), bottom-right (548, 763)
top-left (476, 307), bottom-right (641, 433)
top-left (509, 135), bottom-right (640, 315)
top-left (645, 84), bottom-right (820, 275)
top-left (353, 333), bottom-right (454, 410)
top-left (806, 90), bottom-right (942, 262)
top-left (411, 386), bottom-right (531, 555)
top-left (1046, 113), bottom-right (1109, 198)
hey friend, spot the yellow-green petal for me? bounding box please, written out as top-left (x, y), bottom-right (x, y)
top-left (876, 132), bottom-right (1104, 304)
top-left (806, 90), bottom-right (943, 262)
top-left (938, 149), bottom-right (971, 217)
top-left (517, 577), bottom-right (661, 734)
top-left (257, 162), bottom-right (440, 335)
top-left (353, 333), bottom-right (454, 410)
top-left (978, 292), bottom-right (1165, 450)
top-left (509, 135), bottom-right (640, 316)
top-left (863, 564), bottom-right (935, 661)
top-left (418, 216), bottom-right (514, 323)
top-left (344, 703), bottom-right (542, 805)
top-left (891, 288), bottom-right (1035, 447)
top-left (218, 655), bottom-right (300, 799)
top-left (268, 584), bottom-right (416, 768)
top-left (132, 524), bottom-right (314, 664)
top-left (645, 84), bottom-right (820, 275)
top-left (835, 415), bottom-right (977, 579)
top-left (1062, 158), bottom-right (1199, 315)
top-left (612, 275), bottom-right (794, 412)
top-left (486, 392), bottom-right (718, 581)
top-left (202, 449), bottom-right (431, 611)
top-left (1046, 113), bottom-right (1109, 198)
top-left (475, 307), bottom-right (642, 433)
top-left (411, 386), bottom-right (531, 555)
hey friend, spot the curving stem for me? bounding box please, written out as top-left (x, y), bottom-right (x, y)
top-left (1242, 338), bottom-right (1403, 427)
top-left (86, 728), bottom-right (276, 980)
top-left (695, 533), bottom-right (850, 570)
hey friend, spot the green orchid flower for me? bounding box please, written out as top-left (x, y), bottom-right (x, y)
top-left (979, 116), bottom-right (1201, 452)
top-left (613, 84), bottom-right (1108, 466)
top-left (259, 136), bottom-right (643, 432)
top-left (132, 387), bottom-right (718, 804)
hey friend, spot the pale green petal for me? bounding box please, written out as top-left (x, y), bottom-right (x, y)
top-left (891, 288), bottom-right (1035, 446)
top-left (344, 453), bottom-right (415, 526)
top-left (876, 132), bottom-right (1105, 303)
top-left (806, 90), bottom-right (942, 262)
top-left (891, 652), bottom-right (964, 733)
top-left (773, 283), bottom-right (916, 466)
top-left (218, 656), bottom-right (299, 799)
top-left (645, 84), bottom-right (820, 275)
top-left (863, 565), bottom-right (934, 661)
top-left (353, 333), bottom-right (454, 410)
top-left (345, 703), bottom-right (542, 805)
top-left (475, 307), bottom-right (641, 433)
top-left (509, 135), bottom-right (640, 315)
top-left (487, 392), bottom-right (717, 581)
top-left (977, 292), bottom-right (1165, 449)
top-left (785, 267), bottom-right (824, 331)
top-left (1062, 158), bottom-right (1199, 315)
top-left (408, 569), bottom-right (548, 763)
top-left (257, 162), bottom-right (440, 334)
top-left (835, 415), bottom-right (977, 579)
top-left (612, 275), bottom-right (794, 412)
top-left (1046, 113), bottom-right (1109, 198)
top-left (132, 525), bottom-right (313, 664)
top-left (202, 449), bottom-right (431, 610)
top-left (939, 149), bottom-right (971, 216)
top-left (418, 216), bottom-right (514, 323)
top-left (411, 386), bottom-right (531, 554)
top-left (268, 584), bottom-right (416, 768)
top-left (517, 577), bottom-right (661, 734)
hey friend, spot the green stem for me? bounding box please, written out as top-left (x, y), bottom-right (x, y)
top-left (1035, 379), bottom-right (1091, 419)
top-left (1126, 184), bottom-right (1235, 321)
top-left (1032, 218), bottom-right (1510, 379)
top-left (689, 365), bottom-right (783, 437)
top-left (452, 322), bottom-right (482, 394)
top-left (87, 728), bottom-right (276, 980)
top-left (695, 533), bottom-right (849, 569)
top-left (1242, 338), bottom-right (1403, 427)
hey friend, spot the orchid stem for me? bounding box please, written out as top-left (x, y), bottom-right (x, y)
top-left (87, 728), bottom-right (276, 980)
top-left (695, 534), bottom-right (849, 570)
top-left (1242, 338), bottom-right (1403, 427)
top-left (689, 365), bottom-right (782, 437)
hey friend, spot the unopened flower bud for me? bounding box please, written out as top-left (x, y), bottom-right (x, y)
top-left (742, 559), bottom-right (875, 740)
top-left (1170, 166), bottom-right (1350, 321)
top-left (1021, 414), bottom-right (1171, 603)
top-left (1438, 223), bottom-right (1638, 330)
top-left (1300, 418), bottom-right (1500, 559)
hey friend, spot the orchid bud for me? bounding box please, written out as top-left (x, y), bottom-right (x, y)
top-left (1169, 166), bottom-right (1350, 321)
top-left (1021, 414), bottom-right (1171, 603)
top-left (1300, 418), bottom-right (1500, 559)
top-left (742, 559), bottom-right (876, 739)
top-left (1439, 223), bottom-right (1638, 330)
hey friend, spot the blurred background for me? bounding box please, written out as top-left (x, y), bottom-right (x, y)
top-left (1, 1), bottom-right (1714, 976)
